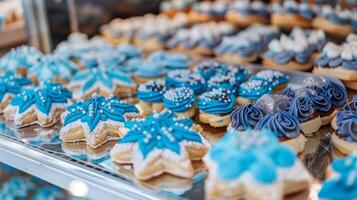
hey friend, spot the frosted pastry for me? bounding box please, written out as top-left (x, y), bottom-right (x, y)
top-left (204, 129), bottom-right (312, 200)
top-left (237, 80), bottom-right (272, 105)
top-left (148, 51), bottom-right (190, 70)
top-left (198, 89), bottom-right (236, 127)
top-left (193, 60), bottom-right (227, 81)
top-left (0, 71), bottom-right (32, 114)
top-left (166, 70), bottom-right (206, 94)
top-left (137, 80), bottom-right (166, 116)
top-left (160, 0), bottom-right (196, 17)
top-left (110, 111), bottom-right (209, 180)
top-left (251, 70), bottom-right (289, 92)
top-left (70, 67), bottom-right (136, 99)
top-left (228, 104), bottom-right (266, 132)
top-left (188, 1), bottom-right (228, 23)
top-left (60, 95), bottom-right (140, 148)
top-left (225, 0), bottom-right (270, 26)
top-left (163, 87), bottom-right (196, 118)
top-left (132, 59), bottom-right (166, 83)
top-left (3, 82), bottom-right (72, 128)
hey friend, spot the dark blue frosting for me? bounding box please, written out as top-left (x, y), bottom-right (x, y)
top-left (316, 53), bottom-right (357, 70)
top-left (163, 87), bottom-right (195, 113)
top-left (137, 80), bottom-right (166, 103)
top-left (230, 104), bottom-right (265, 131)
top-left (288, 96), bottom-right (315, 122)
top-left (322, 12), bottom-right (350, 25)
top-left (166, 70), bottom-right (206, 94)
top-left (279, 87), bottom-right (296, 98)
top-left (321, 80), bottom-right (347, 108)
top-left (198, 89), bottom-right (236, 114)
top-left (255, 110), bottom-right (301, 139)
top-left (336, 110), bottom-right (357, 142)
top-left (343, 98), bottom-right (357, 111)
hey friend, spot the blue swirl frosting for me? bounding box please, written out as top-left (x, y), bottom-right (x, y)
top-left (319, 154), bottom-right (357, 200)
top-left (193, 60), bottom-right (227, 81)
top-left (263, 49), bottom-right (312, 64)
top-left (63, 95), bottom-right (139, 132)
top-left (279, 87), bottom-right (296, 98)
top-left (148, 51), bottom-right (190, 70)
top-left (208, 74), bottom-right (238, 96)
top-left (343, 98), bottom-right (357, 111)
top-left (288, 96), bottom-right (315, 122)
top-left (163, 87), bottom-right (195, 113)
top-left (198, 89), bottom-right (236, 115)
top-left (304, 90), bottom-right (332, 114)
top-left (119, 112), bottom-right (203, 158)
top-left (116, 43), bottom-right (142, 61)
top-left (166, 70), bottom-right (206, 94)
top-left (230, 104), bottom-right (265, 131)
top-left (336, 110), bottom-right (357, 142)
top-left (320, 80), bottom-right (347, 108)
top-left (28, 54), bottom-right (78, 82)
top-left (255, 110), bottom-right (301, 139)
top-left (137, 80), bottom-right (166, 103)
top-left (220, 65), bottom-right (250, 84)
top-left (0, 71), bottom-right (32, 102)
top-left (239, 80), bottom-right (272, 101)
top-left (0, 46), bottom-right (43, 72)
top-left (10, 82), bottom-right (72, 115)
top-left (133, 60), bottom-right (166, 78)
top-left (208, 129), bottom-right (296, 183)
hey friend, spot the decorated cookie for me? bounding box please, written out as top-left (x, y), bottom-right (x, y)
top-left (163, 87), bottom-right (196, 118)
top-left (0, 71), bottom-right (32, 114)
top-left (319, 153), bottom-right (357, 200)
top-left (208, 74), bottom-right (238, 96)
top-left (262, 34), bottom-right (314, 71)
top-left (160, 0), bottom-right (196, 17)
top-left (60, 95), bottom-right (140, 148)
top-left (237, 79), bottom-right (272, 105)
top-left (166, 70), bottom-right (206, 95)
top-left (252, 70), bottom-right (289, 91)
top-left (28, 54), bottom-right (78, 84)
top-left (70, 67), bottom-right (136, 99)
top-left (193, 60), bottom-right (227, 81)
top-left (148, 51), bottom-right (190, 70)
top-left (198, 89), bottom-right (236, 127)
top-left (225, 0), bottom-right (270, 26)
top-left (3, 82), bottom-right (72, 128)
top-left (204, 129), bottom-right (312, 200)
top-left (279, 86), bottom-right (296, 98)
top-left (116, 43), bottom-right (142, 62)
top-left (132, 59), bottom-right (166, 83)
top-left (110, 111), bottom-right (209, 180)
top-left (218, 65), bottom-right (251, 85)
top-left (255, 110), bottom-right (305, 153)
top-left (0, 45), bottom-right (42, 76)
top-left (228, 104), bottom-right (265, 132)
top-left (215, 24), bottom-right (279, 63)
top-left (271, 1), bottom-right (316, 29)
top-left (290, 27), bottom-right (327, 56)
top-left (188, 1), bottom-right (228, 23)
top-left (137, 80), bottom-right (166, 116)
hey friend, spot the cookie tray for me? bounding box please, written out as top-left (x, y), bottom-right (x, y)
top-left (0, 65), bottom-right (343, 200)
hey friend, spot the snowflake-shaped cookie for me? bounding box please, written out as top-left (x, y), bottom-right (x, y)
top-left (110, 111), bottom-right (209, 180)
top-left (60, 95), bottom-right (141, 148)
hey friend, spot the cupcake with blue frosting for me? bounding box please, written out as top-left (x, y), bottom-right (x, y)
top-left (228, 104), bottom-right (266, 132)
top-left (237, 79), bottom-right (273, 105)
top-left (207, 74), bottom-right (238, 96)
top-left (271, 1), bottom-right (317, 29)
top-left (0, 45), bottom-right (42, 76)
top-left (163, 87), bottom-right (196, 118)
top-left (166, 70), bottom-right (206, 95)
top-left (252, 70), bottom-right (289, 92)
top-left (116, 43), bottom-right (142, 62)
top-left (198, 89), bottom-right (236, 127)
top-left (137, 80), bottom-right (166, 116)
top-left (225, 0), bottom-right (270, 26)
top-left (148, 51), bottom-right (190, 70)
top-left (193, 60), bottom-right (227, 81)
top-left (188, 1), bottom-right (228, 23)
top-left (132, 60), bottom-right (166, 83)
top-left (313, 5), bottom-right (354, 37)
top-left (160, 0), bottom-right (196, 17)
top-left (215, 24), bottom-right (279, 63)
top-left (319, 153), bottom-right (357, 200)
top-left (204, 129), bottom-right (312, 200)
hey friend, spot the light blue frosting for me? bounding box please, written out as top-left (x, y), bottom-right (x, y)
top-left (252, 70), bottom-right (289, 89)
top-left (148, 51), bottom-right (190, 70)
top-left (116, 44), bottom-right (142, 61)
top-left (316, 53), bottom-right (357, 70)
top-left (0, 46), bottom-right (43, 72)
top-left (208, 129), bottom-right (296, 183)
top-left (319, 154), bottom-right (357, 200)
top-left (163, 87), bottom-right (195, 113)
top-left (28, 54), bottom-right (78, 81)
top-left (0, 177), bottom-right (36, 200)
top-left (63, 95), bottom-right (138, 132)
top-left (208, 74), bottom-right (238, 95)
top-left (119, 111), bottom-right (202, 158)
top-left (239, 79), bottom-right (272, 101)
top-left (193, 60), bottom-right (227, 81)
top-left (32, 186), bottom-right (64, 200)
top-left (198, 89), bottom-right (236, 114)
top-left (0, 71), bottom-right (32, 102)
top-left (193, 2), bottom-right (227, 17)
top-left (10, 82), bottom-right (72, 115)
top-left (217, 65), bottom-right (251, 84)
top-left (263, 49), bottom-right (312, 64)
top-left (137, 80), bottom-right (166, 103)
top-left (166, 70), bottom-right (206, 94)
top-left (133, 60), bottom-right (166, 78)
top-left (72, 67), bottom-right (135, 93)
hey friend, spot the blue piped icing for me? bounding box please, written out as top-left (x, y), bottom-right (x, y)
top-left (163, 87), bottom-right (195, 113)
top-left (208, 129), bottom-right (296, 183)
top-left (166, 70), bottom-right (206, 94)
top-left (252, 70), bottom-right (289, 89)
top-left (319, 154), bottom-right (357, 200)
top-left (32, 186), bottom-right (64, 200)
top-left (321, 9), bottom-right (351, 26)
top-left (239, 80), bottom-right (272, 101)
top-left (343, 97), bottom-right (357, 111)
top-left (0, 71), bottom-right (32, 102)
top-left (0, 177), bottom-right (35, 200)
top-left (208, 75), bottom-right (238, 96)
top-left (288, 96), bottom-right (316, 122)
top-left (137, 80), bottom-right (166, 103)
top-left (304, 90), bottom-right (332, 114)
top-left (96, 50), bottom-right (126, 69)
top-left (316, 42), bottom-right (357, 70)
top-left (71, 67), bottom-right (135, 93)
top-left (320, 80), bottom-right (347, 108)
top-left (116, 43), bottom-right (142, 61)
top-left (193, 60), bottom-right (227, 81)
top-left (231, 1), bottom-right (270, 17)
top-left (0, 46), bottom-right (42, 72)
top-left (123, 58), bottom-right (144, 73)
top-left (230, 104), bottom-right (265, 131)
top-left (255, 110), bottom-right (301, 139)
top-left (198, 89), bottom-right (236, 114)
top-left (148, 51), bottom-right (190, 70)
top-left (335, 110), bottom-right (357, 142)
top-left (28, 54), bottom-right (78, 82)
top-left (63, 95), bottom-right (138, 132)
top-left (192, 1), bottom-right (227, 17)
top-left (219, 65), bottom-right (250, 84)
top-left (10, 82), bottom-right (72, 115)
top-left (279, 87), bottom-right (296, 98)
top-left (119, 112), bottom-right (203, 158)
top-left (133, 60), bottom-right (166, 78)
top-left (273, 2), bottom-right (316, 20)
